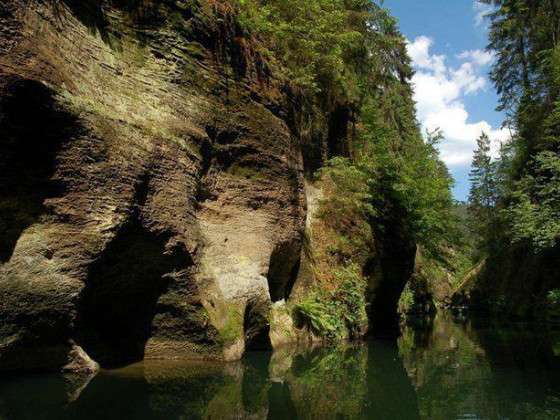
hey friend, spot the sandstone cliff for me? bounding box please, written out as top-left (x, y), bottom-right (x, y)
top-left (0, 0), bottom-right (416, 372)
top-left (0, 0), bottom-right (308, 371)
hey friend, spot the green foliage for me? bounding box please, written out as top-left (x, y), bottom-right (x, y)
top-left (218, 306), bottom-right (244, 346)
top-left (546, 288), bottom-right (560, 319)
top-left (355, 102), bottom-right (458, 259)
top-left (235, 0), bottom-right (458, 262)
top-left (294, 265), bottom-right (367, 340)
top-left (472, 0), bottom-right (560, 255)
top-left (235, 0), bottom-right (461, 315)
top-left (507, 151), bottom-right (560, 250)
top-left (398, 286), bottom-right (415, 313)
top-left (450, 202), bottom-right (479, 265)
top-left (547, 289), bottom-right (560, 307)
top-left (236, 0), bottom-right (411, 109)
top-left (316, 157), bottom-right (375, 263)
top-left (469, 132), bottom-right (498, 212)
top-left (467, 132), bottom-right (501, 256)
top-left (294, 300), bottom-right (338, 336)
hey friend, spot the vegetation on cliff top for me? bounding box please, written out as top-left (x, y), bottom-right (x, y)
top-left (237, 0), bottom-right (409, 104)
top-left (241, 0), bottom-right (456, 243)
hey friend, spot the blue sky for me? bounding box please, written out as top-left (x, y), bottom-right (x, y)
top-left (383, 0), bottom-right (506, 201)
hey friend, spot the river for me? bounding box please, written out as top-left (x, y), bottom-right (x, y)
top-left (2, 313), bottom-right (560, 419)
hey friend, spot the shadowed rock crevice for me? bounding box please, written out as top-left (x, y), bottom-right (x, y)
top-left (0, 78), bottom-right (78, 263)
top-left (75, 217), bottom-right (191, 368)
top-left (368, 221), bottom-right (418, 335)
top-left (243, 300), bottom-right (272, 351)
top-left (267, 240), bottom-right (302, 302)
top-left (327, 106), bottom-right (352, 159)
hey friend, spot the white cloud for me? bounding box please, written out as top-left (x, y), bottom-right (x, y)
top-left (406, 36), bottom-right (508, 167)
top-left (473, 2), bottom-right (493, 27)
top-left (453, 62), bottom-right (487, 94)
top-left (457, 49), bottom-right (494, 66)
top-left (425, 104), bottom-right (510, 165)
top-left (407, 36), bottom-right (446, 75)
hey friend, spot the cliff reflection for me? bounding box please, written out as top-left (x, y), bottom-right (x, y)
top-left (2, 314), bottom-right (560, 419)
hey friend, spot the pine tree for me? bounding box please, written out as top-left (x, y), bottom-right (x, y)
top-left (479, 0), bottom-right (560, 251)
top-left (468, 132), bottom-right (498, 246)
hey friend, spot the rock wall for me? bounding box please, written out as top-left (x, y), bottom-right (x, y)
top-left (0, 0), bottom-right (306, 371)
top-left (0, 0), bottom-right (417, 372)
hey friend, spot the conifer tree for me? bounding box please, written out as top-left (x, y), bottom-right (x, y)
top-left (468, 132), bottom-right (498, 245)
top-left (478, 0), bottom-right (560, 251)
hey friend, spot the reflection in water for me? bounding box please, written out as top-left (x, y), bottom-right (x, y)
top-left (399, 313), bottom-right (560, 420)
top-left (2, 314), bottom-right (560, 419)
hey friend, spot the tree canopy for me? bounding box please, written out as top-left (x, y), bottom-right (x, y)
top-left (473, 0), bottom-right (560, 252)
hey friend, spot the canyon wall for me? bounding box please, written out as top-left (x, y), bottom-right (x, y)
top-left (0, 0), bottom-right (415, 372)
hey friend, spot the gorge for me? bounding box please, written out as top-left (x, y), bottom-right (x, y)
top-left (0, 0), bottom-right (421, 372)
top-left (1, 1), bottom-right (560, 418)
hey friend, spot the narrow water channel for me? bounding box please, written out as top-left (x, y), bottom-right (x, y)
top-left (2, 313), bottom-right (560, 420)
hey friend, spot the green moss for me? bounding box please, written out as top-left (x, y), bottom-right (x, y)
top-left (183, 42), bottom-right (207, 61)
top-left (168, 9), bottom-right (186, 29)
top-left (546, 289), bottom-right (560, 318)
top-left (218, 306), bottom-right (244, 346)
top-left (125, 42), bottom-right (148, 67)
top-left (226, 164), bottom-right (267, 181)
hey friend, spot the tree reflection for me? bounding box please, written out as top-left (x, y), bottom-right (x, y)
top-left (2, 315), bottom-right (560, 419)
top-left (398, 313), bottom-right (560, 420)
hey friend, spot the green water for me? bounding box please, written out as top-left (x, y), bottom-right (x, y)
top-left (2, 314), bottom-right (560, 420)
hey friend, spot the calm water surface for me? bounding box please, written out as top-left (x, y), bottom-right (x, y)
top-left (2, 314), bottom-right (560, 420)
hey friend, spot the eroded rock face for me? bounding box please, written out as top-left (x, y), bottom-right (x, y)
top-left (0, 0), bottom-right (305, 370)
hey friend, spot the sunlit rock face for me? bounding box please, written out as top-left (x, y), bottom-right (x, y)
top-left (0, 0), bottom-right (305, 370)
top-left (0, 0), bottom-right (425, 372)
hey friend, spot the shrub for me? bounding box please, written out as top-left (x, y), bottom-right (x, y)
top-left (294, 264), bottom-right (367, 340)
